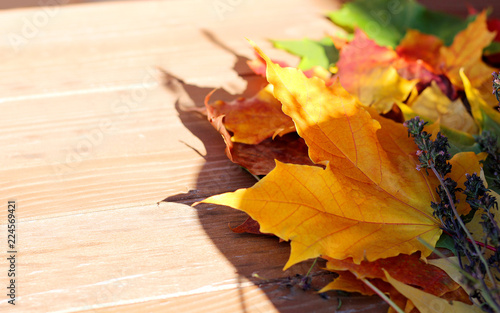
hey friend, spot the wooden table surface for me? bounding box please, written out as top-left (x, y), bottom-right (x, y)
top-left (1, 0), bottom-right (499, 312)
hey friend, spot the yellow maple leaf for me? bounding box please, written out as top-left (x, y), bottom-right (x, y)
top-left (408, 81), bottom-right (478, 134)
top-left (477, 78), bottom-right (500, 109)
top-left (440, 12), bottom-right (496, 89)
top-left (200, 43), bottom-right (483, 268)
top-left (461, 69), bottom-right (500, 133)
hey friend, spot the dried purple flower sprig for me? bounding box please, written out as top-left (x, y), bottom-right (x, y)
top-left (493, 72), bottom-right (500, 105)
top-left (476, 130), bottom-right (500, 193)
top-left (405, 116), bottom-right (500, 312)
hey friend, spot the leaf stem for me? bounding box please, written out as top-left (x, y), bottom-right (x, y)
top-left (442, 229), bottom-right (497, 252)
top-left (242, 167), bottom-right (261, 182)
top-left (470, 239), bottom-right (497, 252)
top-left (361, 278), bottom-right (405, 313)
top-left (306, 257), bottom-right (318, 278)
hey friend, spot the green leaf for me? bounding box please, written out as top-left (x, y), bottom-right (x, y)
top-left (328, 0), bottom-right (471, 47)
top-left (484, 171), bottom-right (500, 195)
top-left (435, 233), bottom-right (457, 255)
top-left (484, 41), bottom-right (500, 55)
top-left (272, 37), bottom-right (339, 70)
top-left (439, 126), bottom-right (482, 156)
top-left (481, 110), bottom-right (500, 144)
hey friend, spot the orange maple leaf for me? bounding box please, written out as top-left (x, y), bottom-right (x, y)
top-left (205, 85), bottom-right (295, 145)
top-left (440, 11), bottom-right (497, 89)
top-left (396, 30), bottom-right (444, 70)
top-left (200, 43), bottom-right (484, 268)
top-left (394, 30), bottom-right (457, 99)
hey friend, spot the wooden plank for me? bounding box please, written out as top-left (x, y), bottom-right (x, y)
top-left (0, 1), bottom-right (115, 11)
top-left (2, 84), bottom-right (259, 219)
top-left (0, 201), bottom-right (387, 312)
top-left (0, 0), bottom-right (339, 96)
top-left (1, 0), bottom-right (340, 221)
top-left (80, 283), bottom-right (386, 313)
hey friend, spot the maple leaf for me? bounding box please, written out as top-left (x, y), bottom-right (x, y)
top-left (461, 70), bottom-right (500, 191)
top-left (477, 77), bottom-right (500, 109)
top-left (461, 69), bottom-right (500, 138)
top-left (325, 253), bottom-right (462, 297)
top-left (247, 52), bottom-right (334, 85)
top-left (408, 81), bottom-right (478, 135)
top-left (468, 5), bottom-right (500, 42)
top-left (319, 271), bottom-right (413, 312)
top-left (487, 18), bottom-right (500, 42)
top-left (394, 30), bottom-right (457, 98)
top-left (327, 33), bottom-right (351, 51)
top-left (246, 53), bottom-right (290, 77)
top-left (319, 270), bottom-right (378, 295)
top-left (199, 42), bottom-right (484, 268)
top-left (229, 133), bottom-right (316, 176)
top-left (440, 12), bottom-right (497, 89)
top-left (322, 254), bottom-right (471, 312)
top-left (322, 260), bottom-right (471, 312)
top-left (337, 29), bottom-right (416, 113)
top-left (204, 89), bottom-right (313, 176)
top-left (385, 271), bottom-right (483, 313)
top-left (205, 98), bottom-right (314, 176)
top-left (205, 85), bottom-right (295, 145)
top-left (230, 216), bottom-right (267, 235)
top-left (396, 30), bottom-right (444, 70)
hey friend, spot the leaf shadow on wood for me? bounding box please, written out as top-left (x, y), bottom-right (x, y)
top-left (160, 29), bottom-right (387, 313)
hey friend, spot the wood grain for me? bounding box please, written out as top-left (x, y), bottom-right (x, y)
top-left (1, 0), bottom-right (340, 221)
top-left (0, 0), bottom-right (380, 312)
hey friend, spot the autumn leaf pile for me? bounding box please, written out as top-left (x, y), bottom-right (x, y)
top-left (196, 0), bottom-right (500, 311)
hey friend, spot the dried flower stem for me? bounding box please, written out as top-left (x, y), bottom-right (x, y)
top-left (361, 278), bottom-right (405, 313)
top-left (405, 115), bottom-right (500, 312)
top-left (431, 166), bottom-right (500, 310)
top-left (430, 166), bottom-right (497, 288)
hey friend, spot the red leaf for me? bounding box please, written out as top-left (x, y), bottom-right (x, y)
top-left (230, 133), bottom-right (316, 176)
top-left (204, 89), bottom-right (315, 176)
top-left (325, 253), bottom-right (462, 297)
top-left (230, 216), bottom-right (265, 235)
